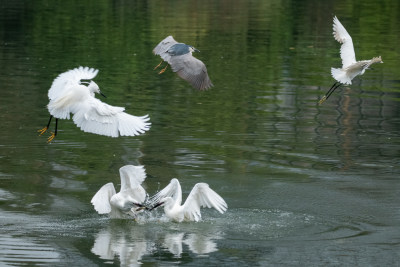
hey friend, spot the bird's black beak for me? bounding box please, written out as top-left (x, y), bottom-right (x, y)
top-left (148, 202), bottom-right (164, 211)
top-left (99, 91), bottom-right (107, 98)
top-left (194, 48), bottom-right (200, 53)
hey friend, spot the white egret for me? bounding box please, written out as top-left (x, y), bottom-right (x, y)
top-left (148, 178), bottom-right (227, 222)
top-left (319, 16), bottom-right (383, 104)
top-left (153, 36), bottom-right (213, 90)
top-left (91, 165), bottom-right (147, 219)
top-left (38, 66), bottom-right (151, 142)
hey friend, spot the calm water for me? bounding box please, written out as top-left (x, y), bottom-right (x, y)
top-left (1, 0), bottom-right (400, 266)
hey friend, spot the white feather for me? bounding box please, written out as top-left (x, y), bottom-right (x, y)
top-left (91, 183), bottom-right (116, 214)
top-left (183, 183), bottom-right (227, 222)
top-left (45, 66), bottom-right (150, 138)
top-left (332, 16), bottom-right (356, 69)
top-left (149, 178), bottom-right (227, 222)
top-left (320, 16), bottom-right (383, 104)
top-left (91, 165), bottom-right (147, 219)
top-left (48, 66), bottom-right (98, 100)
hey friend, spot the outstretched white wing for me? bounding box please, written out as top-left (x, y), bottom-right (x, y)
top-left (148, 178), bottom-right (181, 205)
top-left (72, 97), bottom-right (151, 137)
top-left (332, 16), bottom-right (356, 69)
top-left (119, 165), bottom-right (147, 203)
top-left (48, 66), bottom-right (98, 100)
top-left (153, 36), bottom-right (179, 62)
top-left (182, 183), bottom-right (227, 222)
top-left (91, 183), bottom-right (116, 214)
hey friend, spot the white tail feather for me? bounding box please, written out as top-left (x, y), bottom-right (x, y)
top-left (331, 68), bottom-right (352, 85)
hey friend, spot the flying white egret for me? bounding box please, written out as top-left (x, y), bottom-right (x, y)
top-left (38, 66), bottom-right (151, 142)
top-left (148, 178), bottom-right (227, 222)
top-left (153, 36), bottom-right (213, 90)
top-left (319, 16), bottom-right (383, 104)
top-left (91, 165), bottom-right (148, 219)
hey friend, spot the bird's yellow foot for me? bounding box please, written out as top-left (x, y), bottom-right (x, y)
top-left (153, 60), bottom-right (163, 70)
top-left (47, 132), bottom-right (56, 143)
top-left (158, 65), bottom-right (168, 74)
top-left (318, 96), bottom-right (327, 105)
top-left (38, 127), bottom-right (48, 136)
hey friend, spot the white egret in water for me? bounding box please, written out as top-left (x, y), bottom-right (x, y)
top-left (38, 66), bottom-right (151, 142)
top-left (91, 165), bottom-right (147, 219)
top-left (148, 178), bottom-right (227, 222)
top-left (153, 36), bottom-right (213, 90)
top-left (319, 16), bottom-right (383, 104)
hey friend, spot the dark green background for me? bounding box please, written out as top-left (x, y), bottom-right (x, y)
top-left (0, 0), bottom-right (399, 265)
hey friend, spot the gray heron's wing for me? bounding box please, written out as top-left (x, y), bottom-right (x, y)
top-left (169, 54), bottom-right (213, 90)
top-left (153, 36), bottom-right (179, 62)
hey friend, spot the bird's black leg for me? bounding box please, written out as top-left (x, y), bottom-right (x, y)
top-left (319, 82), bottom-right (342, 105)
top-left (325, 82), bottom-right (342, 100)
top-left (47, 118), bottom-right (58, 143)
top-left (38, 115), bottom-right (53, 135)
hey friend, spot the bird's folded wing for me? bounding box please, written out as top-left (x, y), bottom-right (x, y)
top-left (91, 183), bottom-right (116, 214)
top-left (169, 55), bottom-right (213, 90)
top-left (72, 97), bottom-right (150, 137)
top-left (332, 16), bottom-right (356, 69)
top-left (182, 183), bottom-right (227, 222)
top-left (48, 66), bottom-right (99, 100)
top-left (153, 36), bottom-right (179, 62)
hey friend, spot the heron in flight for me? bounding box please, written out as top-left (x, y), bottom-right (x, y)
top-left (91, 165), bottom-right (148, 219)
top-left (38, 66), bottom-right (150, 142)
top-left (147, 178), bottom-right (227, 222)
top-left (319, 16), bottom-right (383, 104)
top-left (153, 36), bottom-right (213, 90)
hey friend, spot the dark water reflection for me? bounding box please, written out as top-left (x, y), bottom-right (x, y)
top-left (1, 0), bottom-right (400, 265)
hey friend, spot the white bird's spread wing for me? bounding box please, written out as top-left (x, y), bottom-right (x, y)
top-left (169, 55), bottom-right (213, 90)
top-left (148, 178), bottom-right (181, 206)
top-left (120, 165), bottom-right (146, 190)
top-left (91, 183), bottom-right (116, 214)
top-left (153, 36), bottom-right (179, 62)
top-left (333, 16), bottom-right (356, 69)
top-left (182, 183), bottom-right (227, 222)
top-left (119, 165), bottom-right (147, 203)
top-left (48, 66), bottom-right (98, 100)
top-left (71, 97), bottom-right (151, 137)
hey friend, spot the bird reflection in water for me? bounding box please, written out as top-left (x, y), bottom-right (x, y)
top-left (91, 225), bottom-right (222, 264)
